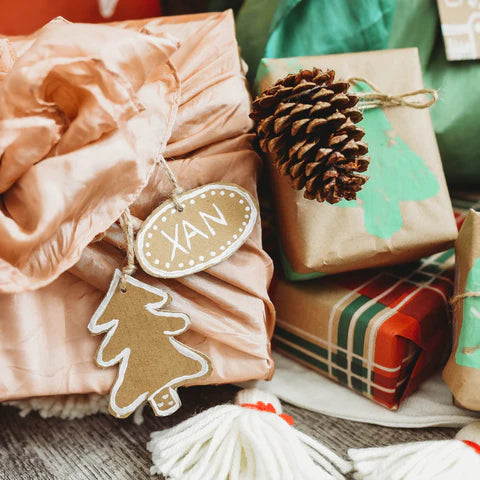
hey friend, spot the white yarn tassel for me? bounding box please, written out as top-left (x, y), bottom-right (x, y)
top-left (148, 388), bottom-right (351, 480)
top-left (349, 421), bottom-right (480, 480)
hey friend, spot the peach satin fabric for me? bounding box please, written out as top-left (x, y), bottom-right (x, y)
top-left (0, 12), bottom-right (275, 401)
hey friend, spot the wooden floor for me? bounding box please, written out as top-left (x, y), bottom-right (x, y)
top-left (0, 385), bottom-right (455, 480)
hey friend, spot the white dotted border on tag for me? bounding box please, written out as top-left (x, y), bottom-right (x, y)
top-left (136, 184), bottom-right (257, 278)
top-left (88, 270), bottom-right (210, 418)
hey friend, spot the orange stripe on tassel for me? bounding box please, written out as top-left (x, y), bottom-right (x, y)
top-left (463, 440), bottom-right (480, 455)
top-left (241, 401), bottom-right (294, 425)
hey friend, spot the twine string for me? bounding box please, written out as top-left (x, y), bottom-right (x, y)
top-left (347, 77), bottom-right (438, 110)
top-left (451, 292), bottom-right (480, 307)
top-left (118, 207), bottom-right (136, 292)
top-left (156, 154), bottom-right (184, 212)
top-left (114, 156), bottom-right (183, 288)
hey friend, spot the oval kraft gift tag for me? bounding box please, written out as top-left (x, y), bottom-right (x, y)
top-left (135, 183), bottom-right (258, 278)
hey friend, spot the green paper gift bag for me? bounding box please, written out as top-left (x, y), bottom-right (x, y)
top-left (443, 209), bottom-right (480, 411)
top-left (388, 0), bottom-right (480, 186)
top-left (256, 49), bottom-right (458, 280)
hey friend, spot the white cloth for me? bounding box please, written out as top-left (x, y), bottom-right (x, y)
top-left (253, 353), bottom-right (480, 428)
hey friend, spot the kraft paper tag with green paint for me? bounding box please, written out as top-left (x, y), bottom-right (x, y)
top-left (443, 209), bottom-right (480, 411)
top-left (256, 49), bottom-right (457, 280)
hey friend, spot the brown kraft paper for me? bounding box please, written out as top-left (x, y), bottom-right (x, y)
top-left (258, 49), bottom-right (457, 277)
top-left (443, 210), bottom-right (480, 410)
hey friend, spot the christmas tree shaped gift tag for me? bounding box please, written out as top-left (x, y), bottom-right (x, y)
top-left (89, 269), bottom-right (211, 418)
top-left (88, 209), bottom-right (212, 419)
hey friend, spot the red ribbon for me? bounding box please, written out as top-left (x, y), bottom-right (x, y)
top-left (241, 401), bottom-right (294, 426)
top-left (463, 440), bottom-right (480, 455)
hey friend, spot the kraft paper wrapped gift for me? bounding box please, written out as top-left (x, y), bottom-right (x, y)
top-left (444, 209), bottom-right (480, 411)
top-left (270, 200), bottom-right (473, 409)
top-left (255, 49), bottom-right (458, 281)
top-left (0, 12), bottom-right (275, 402)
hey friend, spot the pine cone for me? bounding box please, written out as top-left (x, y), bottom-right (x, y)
top-left (250, 68), bottom-right (370, 204)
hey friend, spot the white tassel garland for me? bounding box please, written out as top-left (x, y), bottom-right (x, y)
top-left (5, 394), bottom-right (145, 424)
top-left (6, 394), bottom-right (108, 419)
top-left (349, 421), bottom-right (480, 480)
top-left (148, 388), bottom-right (351, 480)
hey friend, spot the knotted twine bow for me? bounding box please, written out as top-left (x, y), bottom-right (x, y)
top-left (347, 77), bottom-right (438, 110)
top-left (118, 155), bottom-right (184, 291)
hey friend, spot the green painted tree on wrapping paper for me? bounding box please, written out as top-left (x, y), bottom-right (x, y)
top-left (456, 257), bottom-right (480, 369)
top-left (337, 83), bottom-right (439, 239)
top-left (255, 63), bottom-right (440, 239)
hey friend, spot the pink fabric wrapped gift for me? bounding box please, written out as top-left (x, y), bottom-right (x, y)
top-left (0, 12), bottom-right (275, 401)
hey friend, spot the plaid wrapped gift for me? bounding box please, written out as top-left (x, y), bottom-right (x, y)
top-left (271, 198), bottom-right (479, 409)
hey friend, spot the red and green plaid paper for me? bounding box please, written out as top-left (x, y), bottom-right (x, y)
top-left (272, 197), bottom-right (479, 409)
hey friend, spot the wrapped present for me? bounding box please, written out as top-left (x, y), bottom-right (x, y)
top-left (254, 48), bottom-right (457, 281)
top-left (270, 202), bottom-right (473, 409)
top-left (443, 208), bottom-right (480, 410)
top-left (0, 12), bottom-right (275, 402)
